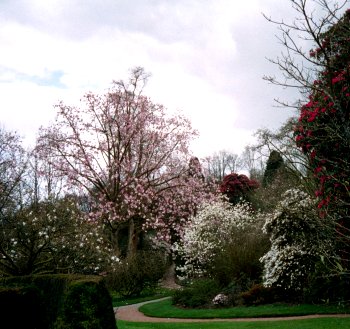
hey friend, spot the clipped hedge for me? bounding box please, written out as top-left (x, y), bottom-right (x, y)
top-left (0, 274), bottom-right (116, 329)
top-left (0, 285), bottom-right (44, 328)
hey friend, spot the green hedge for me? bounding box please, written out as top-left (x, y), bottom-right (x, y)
top-left (0, 274), bottom-right (116, 329)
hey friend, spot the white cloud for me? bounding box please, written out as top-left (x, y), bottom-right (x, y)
top-left (0, 0), bottom-right (302, 157)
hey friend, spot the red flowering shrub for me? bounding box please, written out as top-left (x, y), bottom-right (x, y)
top-left (294, 9), bottom-right (350, 272)
top-left (294, 9), bottom-right (350, 212)
top-left (219, 173), bottom-right (259, 205)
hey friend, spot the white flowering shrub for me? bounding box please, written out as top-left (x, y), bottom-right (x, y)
top-left (0, 197), bottom-right (119, 276)
top-left (260, 188), bottom-right (334, 292)
top-left (174, 198), bottom-right (268, 284)
top-left (212, 293), bottom-right (229, 306)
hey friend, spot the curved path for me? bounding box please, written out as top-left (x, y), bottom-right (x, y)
top-left (114, 298), bottom-right (350, 323)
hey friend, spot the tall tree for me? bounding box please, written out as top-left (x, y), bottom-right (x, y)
top-left (38, 68), bottom-right (212, 256)
top-left (262, 150), bottom-right (285, 187)
top-left (203, 150), bottom-right (238, 182)
top-left (238, 145), bottom-right (265, 182)
top-left (0, 127), bottom-right (27, 220)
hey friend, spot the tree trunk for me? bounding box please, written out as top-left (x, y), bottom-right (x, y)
top-left (110, 227), bottom-right (121, 257)
top-left (127, 218), bottom-right (138, 257)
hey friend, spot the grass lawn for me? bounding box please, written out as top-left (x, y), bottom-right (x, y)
top-left (139, 298), bottom-right (350, 319)
top-left (111, 288), bottom-right (174, 307)
top-left (117, 317), bottom-right (350, 329)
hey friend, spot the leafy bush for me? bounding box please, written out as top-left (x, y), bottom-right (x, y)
top-left (172, 278), bottom-right (220, 308)
top-left (240, 284), bottom-right (279, 306)
top-left (303, 262), bottom-right (350, 305)
top-left (209, 225), bottom-right (269, 286)
top-left (106, 250), bottom-right (167, 297)
top-left (0, 274), bottom-right (116, 329)
top-left (55, 278), bottom-right (116, 329)
top-left (0, 285), bottom-right (44, 329)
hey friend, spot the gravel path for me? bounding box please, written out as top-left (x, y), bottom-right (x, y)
top-left (114, 298), bottom-right (350, 323)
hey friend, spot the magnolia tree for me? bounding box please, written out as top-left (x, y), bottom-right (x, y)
top-left (260, 188), bottom-right (334, 292)
top-left (0, 196), bottom-right (118, 276)
top-left (174, 198), bottom-right (268, 284)
top-left (38, 68), bottom-right (213, 256)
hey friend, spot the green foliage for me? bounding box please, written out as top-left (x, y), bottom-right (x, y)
top-left (55, 278), bottom-right (116, 329)
top-left (0, 285), bottom-right (44, 329)
top-left (172, 279), bottom-right (220, 308)
top-left (1, 274), bottom-right (71, 326)
top-left (303, 261), bottom-right (350, 305)
top-left (106, 250), bottom-right (167, 297)
top-left (240, 283), bottom-right (279, 306)
top-left (209, 223), bottom-right (269, 287)
top-left (111, 287), bottom-right (174, 307)
top-left (0, 274), bottom-right (116, 329)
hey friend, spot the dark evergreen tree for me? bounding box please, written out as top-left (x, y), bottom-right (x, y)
top-left (262, 150), bottom-right (284, 187)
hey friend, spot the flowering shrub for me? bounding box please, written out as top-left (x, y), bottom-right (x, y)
top-left (219, 173), bottom-right (259, 205)
top-left (294, 10), bottom-right (350, 212)
top-left (260, 189), bottom-right (334, 292)
top-left (293, 10), bottom-right (350, 275)
top-left (174, 198), bottom-right (267, 284)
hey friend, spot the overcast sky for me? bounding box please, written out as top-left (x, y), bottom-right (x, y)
top-left (0, 0), bottom-right (302, 157)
